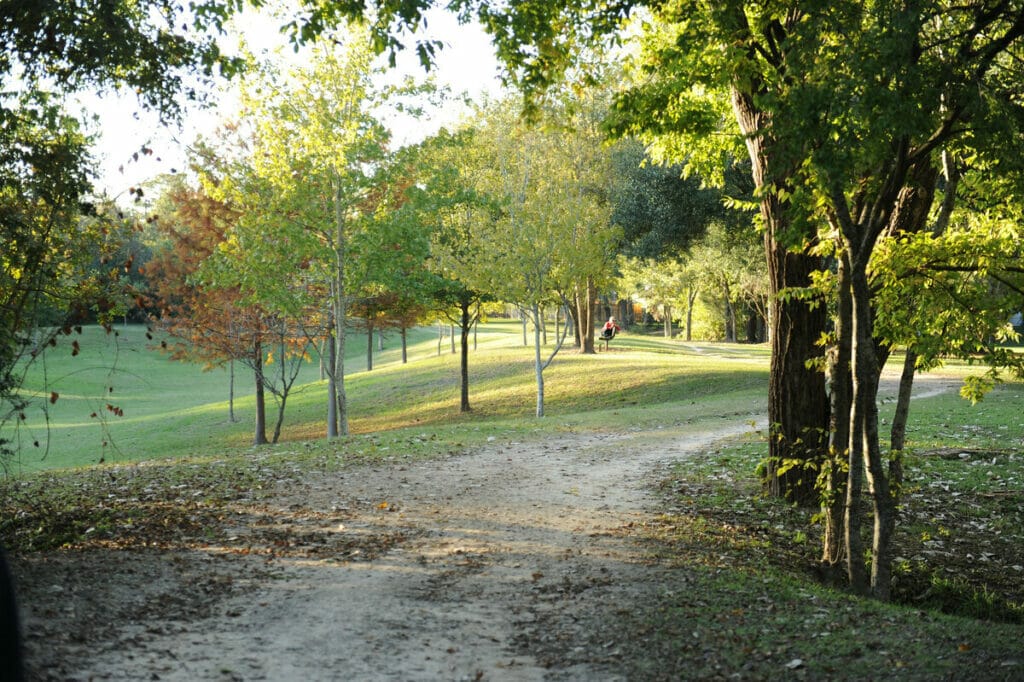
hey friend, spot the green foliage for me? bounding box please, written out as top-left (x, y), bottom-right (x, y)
top-left (0, 93), bottom-right (119, 461)
top-left (610, 140), bottom-right (727, 258)
top-left (0, 0), bottom-right (246, 121)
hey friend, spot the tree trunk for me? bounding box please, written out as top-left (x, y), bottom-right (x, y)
top-left (822, 254), bottom-right (852, 577)
top-left (532, 303), bottom-right (545, 417)
top-left (459, 297), bottom-right (472, 413)
top-left (723, 282), bottom-right (736, 342)
top-left (366, 321), bottom-right (374, 372)
top-left (326, 330), bottom-right (338, 438)
top-left (271, 394), bottom-right (287, 444)
top-left (228, 358), bottom-right (237, 423)
top-left (567, 293), bottom-right (581, 349)
top-left (400, 327), bottom-right (408, 364)
top-left (252, 335), bottom-right (268, 446)
top-left (663, 304), bottom-right (672, 338)
top-left (332, 175), bottom-right (348, 437)
top-left (686, 287), bottom-right (696, 341)
top-left (890, 350), bottom-right (917, 453)
top-left (848, 261), bottom-right (896, 599)
top-left (731, 85), bottom-right (829, 504)
top-left (576, 276), bottom-right (597, 354)
top-left (765, 239), bottom-right (829, 503)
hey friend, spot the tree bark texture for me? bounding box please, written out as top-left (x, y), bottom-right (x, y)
top-left (765, 234), bottom-right (829, 503)
top-left (732, 85), bottom-right (829, 504)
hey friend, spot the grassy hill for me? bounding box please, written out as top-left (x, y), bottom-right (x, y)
top-left (6, 322), bottom-right (770, 472)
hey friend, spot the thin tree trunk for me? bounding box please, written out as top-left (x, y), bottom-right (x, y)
top-left (459, 297), bottom-right (472, 413)
top-left (847, 260), bottom-right (897, 598)
top-left (532, 303), bottom-right (545, 417)
top-left (326, 330), bottom-right (338, 438)
top-left (332, 175), bottom-right (348, 437)
top-left (366, 321), bottom-right (374, 372)
top-left (686, 287), bottom-right (696, 341)
top-left (271, 395), bottom-right (287, 444)
top-left (252, 335), bottom-right (268, 446)
top-left (228, 358), bottom-right (236, 423)
top-left (400, 327), bottom-right (408, 364)
top-left (663, 304), bottom-right (672, 338)
top-left (723, 282), bottom-right (736, 342)
top-left (567, 291), bottom-right (582, 349)
top-left (890, 350), bottom-right (917, 454)
top-left (577, 276), bottom-right (597, 354)
top-left (822, 254), bottom-right (852, 578)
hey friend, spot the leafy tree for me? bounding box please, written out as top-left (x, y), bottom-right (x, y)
top-left (1, 0), bottom-right (244, 121)
top-left (146, 180), bottom-right (312, 445)
top-left (688, 223), bottom-right (766, 343)
top-left (611, 141), bottom-right (724, 259)
top-left (412, 129), bottom-right (493, 412)
top-left (1, 0), bottom-right (247, 460)
top-left (465, 97), bottom-right (621, 416)
top-left (282, 0), bottom-right (1024, 599)
top-left (616, 256), bottom-right (696, 339)
top-left (200, 28), bottom-right (422, 438)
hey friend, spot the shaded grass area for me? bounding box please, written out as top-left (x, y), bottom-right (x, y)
top-left (603, 379), bottom-right (1024, 679)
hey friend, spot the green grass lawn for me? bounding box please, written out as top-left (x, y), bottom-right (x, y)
top-left (6, 321), bottom-right (770, 472)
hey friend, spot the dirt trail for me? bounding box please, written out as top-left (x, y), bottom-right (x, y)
top-left (14, 374), bottom-right (957, 681)
top-left (15, 415), bottom-right (761, 681)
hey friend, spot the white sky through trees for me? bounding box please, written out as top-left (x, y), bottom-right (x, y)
top-left (81, 6), bottom-right (501, 201)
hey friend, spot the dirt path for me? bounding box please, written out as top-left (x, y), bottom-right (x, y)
top-left (13, 374), bottom-right (958, 681)
top-left (15, 413), bottom-right (764, 681)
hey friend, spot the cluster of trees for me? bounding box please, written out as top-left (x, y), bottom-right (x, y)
top-left (4, 0), bottom-right (1024, 604)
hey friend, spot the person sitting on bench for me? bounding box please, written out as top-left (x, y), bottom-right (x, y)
top-left (600, 316), bottom-right (620, 349)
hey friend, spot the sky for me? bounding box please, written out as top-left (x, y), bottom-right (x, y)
top-left (83, 7), bottom-right (503, 202)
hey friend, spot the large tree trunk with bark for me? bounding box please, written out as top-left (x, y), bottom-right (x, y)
top-left (765, 230), bottom-right (829, 503)
top-left (732, 86), bottom-right (829, 505)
